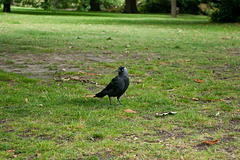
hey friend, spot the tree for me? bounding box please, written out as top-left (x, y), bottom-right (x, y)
top-left (3, 0), bottom-right (11, 12)
top-left (171, 0), bottom-right (176, 17)
top-left (123, 0), bottom-right (138, 13)
top-left (90, 0), bottom-right (101, 11)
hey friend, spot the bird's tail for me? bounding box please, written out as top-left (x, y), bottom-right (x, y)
top-left (94, 91), bottom-right (107, 98)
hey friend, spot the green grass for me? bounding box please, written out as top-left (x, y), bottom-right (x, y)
top-left (0, 7), bottom-right (240, 159)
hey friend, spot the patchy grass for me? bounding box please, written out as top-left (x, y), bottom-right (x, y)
top-left (0, 7), bottom-right (240, 159)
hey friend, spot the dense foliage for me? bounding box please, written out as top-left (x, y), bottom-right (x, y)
top-left (177, 0), bottom-right (202, 14)
top-left (209, 0), bottom-right (240, 22)
top-left (6, 0), bottom-right (124, 11)
top-left (138, 0), bottom-right (203, 14)
top-left (138, 0), bottom-right (171, 13)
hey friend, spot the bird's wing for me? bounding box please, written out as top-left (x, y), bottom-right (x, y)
top-left (103, 76), bottom-right (119, 92)
top-left (94, 76), bottom-right (119, 98)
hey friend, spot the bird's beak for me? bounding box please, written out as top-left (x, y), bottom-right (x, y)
top-left (116, 69), bottom-right (120, 72)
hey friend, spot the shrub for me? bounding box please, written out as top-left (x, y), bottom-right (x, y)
top-left (177, 0), bottom-right (201, 14)
top-left (209, 0), bottom-right (240, 22)
top-left (139, 0), bottom-right (202, 14)
top-left (138, 0), bottom-right (171, 13)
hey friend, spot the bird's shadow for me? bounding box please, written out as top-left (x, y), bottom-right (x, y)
top-left (69, 97), bottom-right (123, 109)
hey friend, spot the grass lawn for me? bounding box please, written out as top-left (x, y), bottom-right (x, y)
top-left (0, 7), bottom-right (240, 159)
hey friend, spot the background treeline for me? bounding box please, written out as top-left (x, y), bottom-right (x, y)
top-left (1, 0), bottom-right (239, 22)
top-left (2, 0), bottom-right (124, 12)
top-left (139, 0), bottom-right (240, 22)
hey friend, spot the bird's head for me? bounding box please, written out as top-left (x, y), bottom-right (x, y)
top-left (117, 66), bottom-right (128, 77)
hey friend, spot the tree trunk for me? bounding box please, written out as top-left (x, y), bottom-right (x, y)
top-left (171, 0), bottom-right (177, 17)
top-left (90, 0), bottom-right (101, 11)
top-left (123, 0), bottom-right (139, 13)
top-left (3, 0), bottom-right (11, 12)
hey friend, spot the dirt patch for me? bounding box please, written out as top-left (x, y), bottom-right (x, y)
top-left (229, 118), bottom-right (240, 132)
top-left (0, 52), bottom-right (120, 79)
top-left (229, 118), bottom-right (240, 125)
top-left (56, 134), bottom-right (75, 142)
top-left (80, 150), bottom-right (115, 160)
top-left (36, 134), bottom-right (54, 140)
top-left (0, 119), bottom-right (7, 124)
top-left (18, 134), bottom-right (35, 139)
top-left (194, 143), bottom-right (209, 151)
top-left (115, 127), bottom-right (189, 145)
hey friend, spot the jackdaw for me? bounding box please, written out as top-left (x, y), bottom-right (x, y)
top-left (94, 66), bottom-right (129, 105)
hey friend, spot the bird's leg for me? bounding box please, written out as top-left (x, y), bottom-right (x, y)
top-left (108, 96), bottom-right (112, 105)
top-left (117, 97), bottom-right (122, 105)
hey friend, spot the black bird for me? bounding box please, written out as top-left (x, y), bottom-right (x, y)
top-left (94, 66), bottom-right (129, 105)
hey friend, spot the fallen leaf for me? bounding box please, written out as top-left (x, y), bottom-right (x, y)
top-left (194, 79), bottom-right (203, 83)
top-left (68, 46), bottom-right (73, 49)
top-left (13, 154), bottom-right (19, 158)
top-left (85, 97), bottom-right (88, 101)
top-left (124, 109), bottom-right (138, 113)
top-left (25, 98), bottom-right (28, 104)
top-left (180, 59), bottom-right (191, 62)
top-left (202, 139), bottom-right (219, 145)
top-left (7, 150), bottom-right (15, 152)
top-left (134, 137), bottom-right (138, 140)
top-left (137, 79), bottom-right (142, 84)
top-left (61, 78), bottom-right (70, 81)
top-left (180, 95), bottom-right (186, 99)
top-left (37, 153), bottom-right (41, 157)
top-left (39, 104), bottom-right (43, 107)
top-left (70, 76), bottom-right (82, 81)
top-left (192, 97), bottom-right (199, 101)
top-left (88, 73), bottom-right (101, 76)
top-left (71, 76), bottom-right (91, 83)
